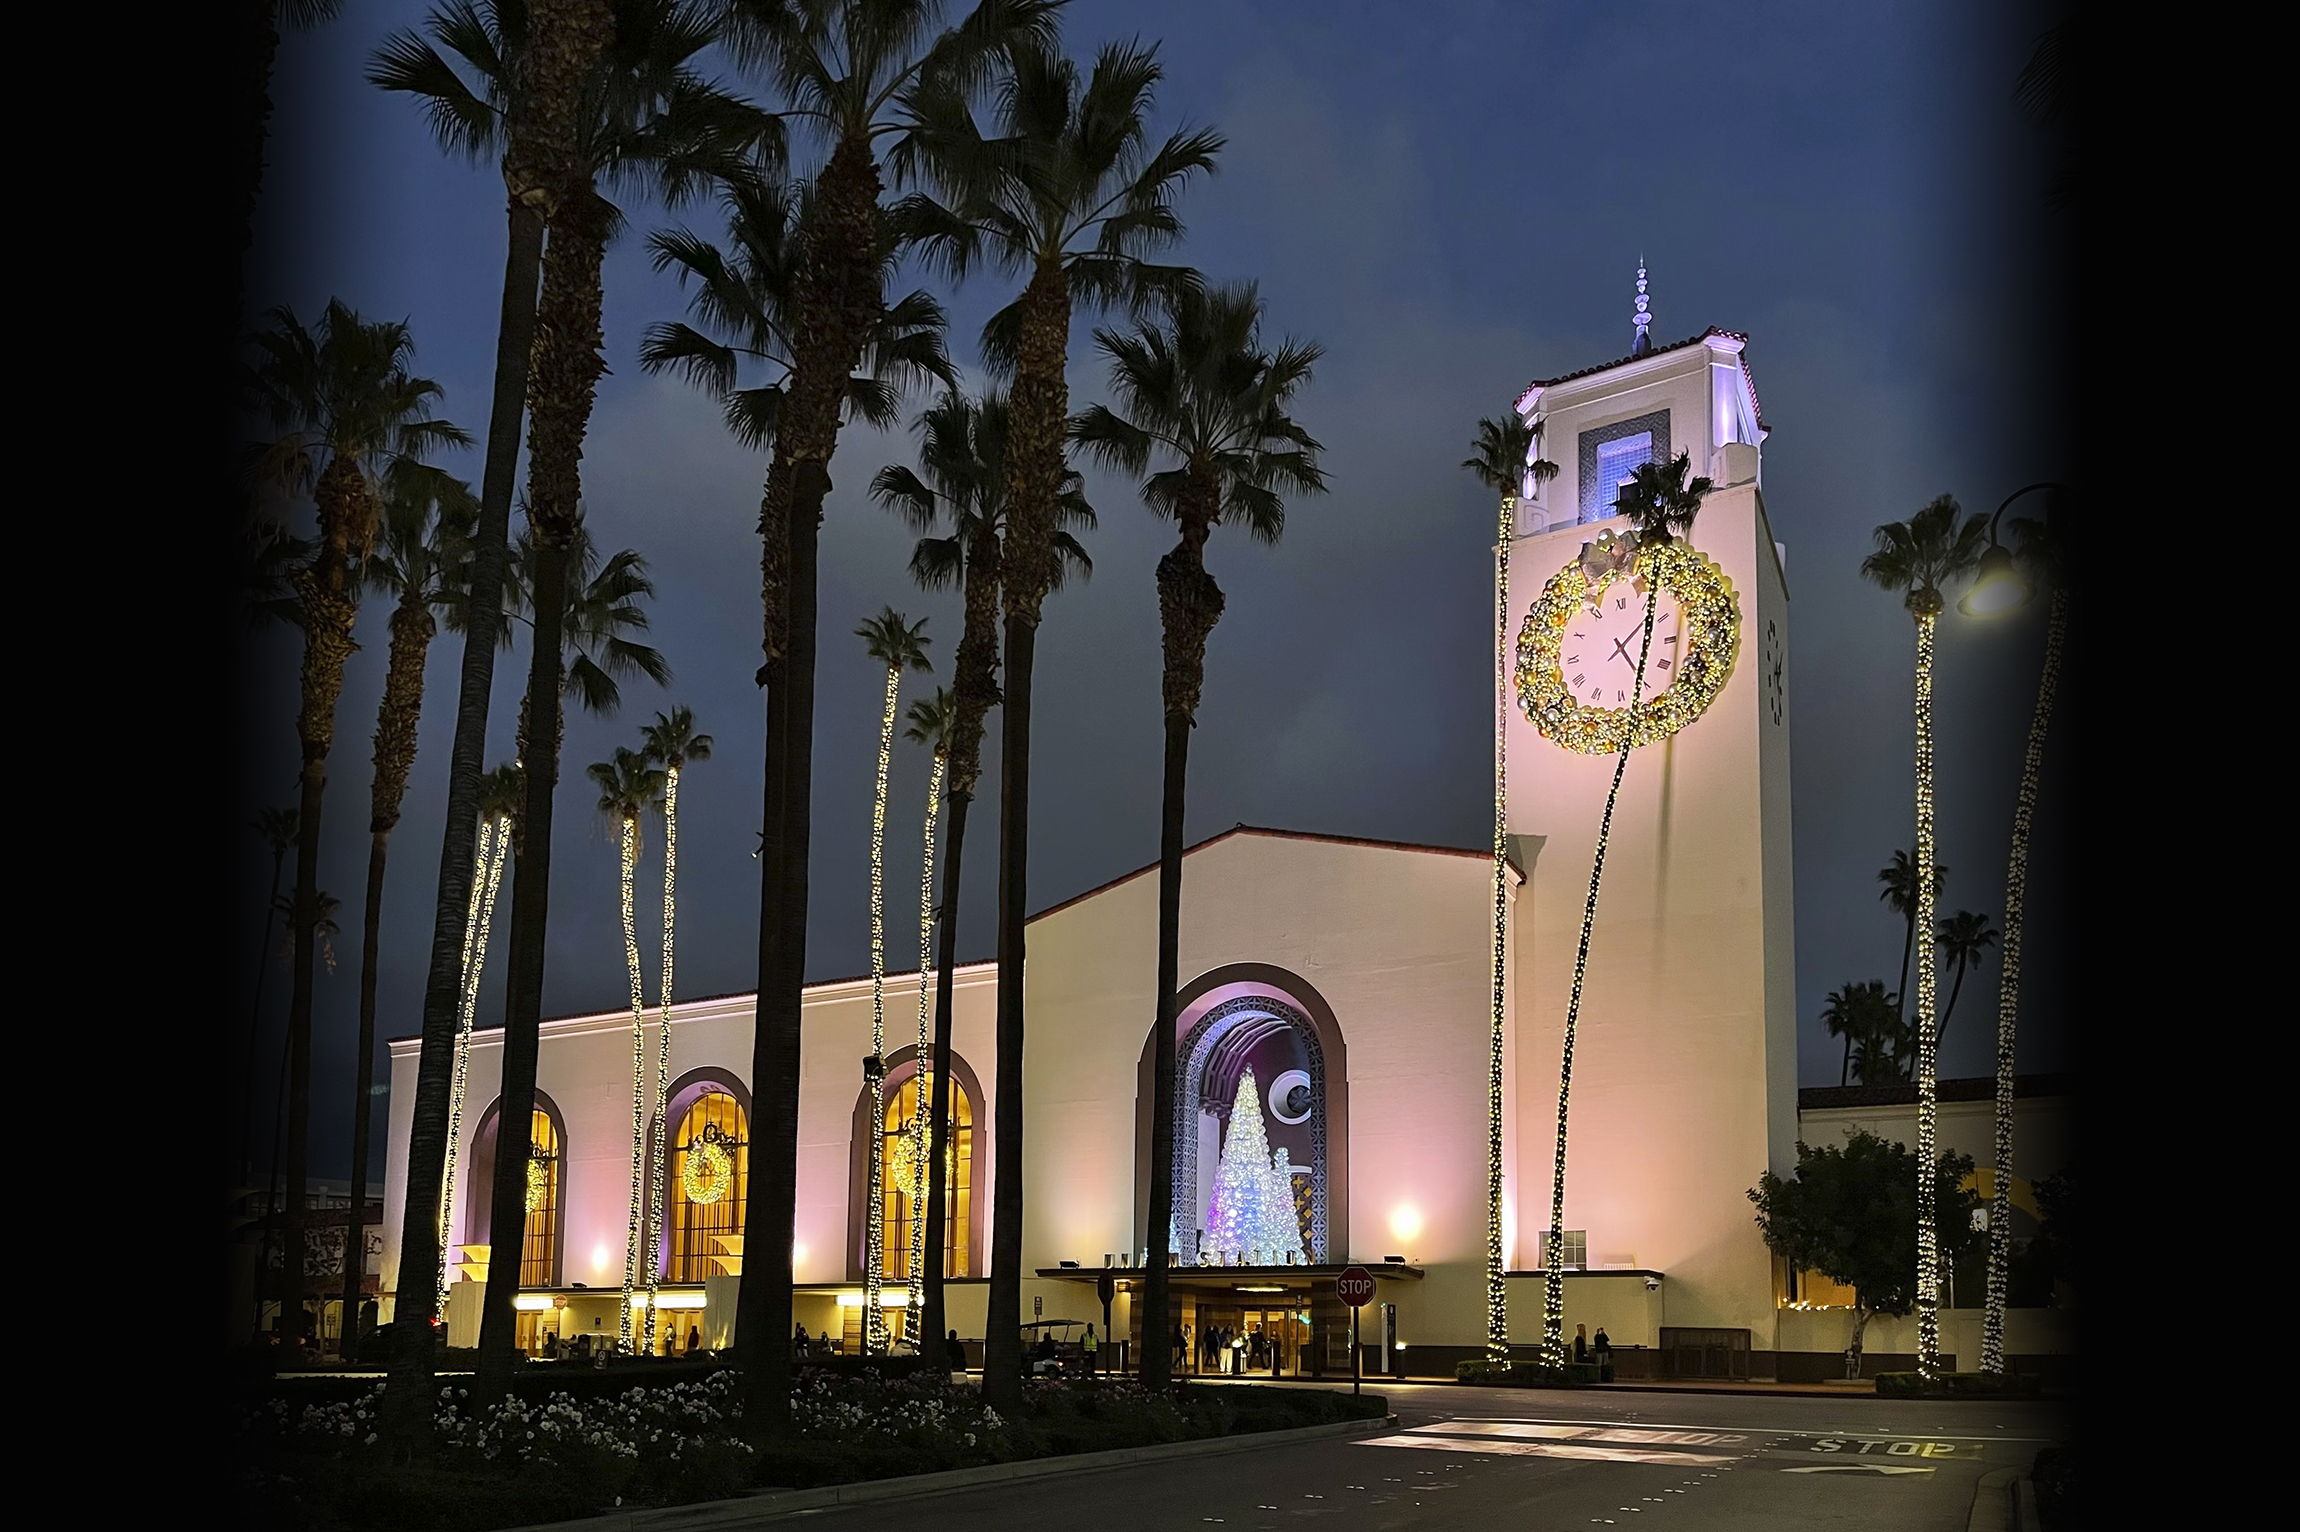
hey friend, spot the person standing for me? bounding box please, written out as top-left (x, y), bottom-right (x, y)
top-left (1573, 1324), bottom-right (1589, 1364)
top-left (1173, 1321), bottom-right (1187, 1370)
top-left (946, 1328), bottom-right (967, 1377)
top-left (1083, 1323), bottom-right (1099, 1376)
top-left (1593, 1326), bottom-right (1613, 1382)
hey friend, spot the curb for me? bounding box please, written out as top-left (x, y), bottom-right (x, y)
top-left (504, 1413), bottom-right (1399, 1531)
top-left (1966, 1466), bottom-right (2019, 1532)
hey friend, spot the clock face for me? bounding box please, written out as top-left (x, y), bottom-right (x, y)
top-left (1561, 583), bottom-right (1687, 710)
top-left (1515, 532), bottom-right (1741, 754)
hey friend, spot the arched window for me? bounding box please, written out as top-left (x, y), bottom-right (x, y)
top-left (468, 1097), bottom-right (564, 1287)
top-left (877, 1070), bottom-right (975, 1280)
top-left (666, 1088), bottom-right (748, 1284)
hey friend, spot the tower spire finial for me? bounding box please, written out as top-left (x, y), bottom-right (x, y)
top-left (1633, 258), bottom-right (1652, 356)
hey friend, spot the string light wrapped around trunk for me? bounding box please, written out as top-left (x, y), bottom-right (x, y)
top-left (906, 748), bottom-right (947, 1337)
top-left (620, 811), bottom-right (645, 1356)
top-left (1983, 587), bottom-right (2064, 1373)
top-left (1541, 540), bottom-right (1663, 1366)
top-left (1487, 495), bottom-right (1513, 1365)
top-left (861, 664), bottom-right (901, 1351)
top-left (646, 762), bottom-right (680, 1356)
top-left (438, 813), bottom-right (510, 1315)
top-left (1912, 599), bottom-right (1942, 1380)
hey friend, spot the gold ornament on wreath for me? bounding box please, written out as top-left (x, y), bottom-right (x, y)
top-left (681, 1124), bottom-right (735, 1206)
top-left (1516, 530), bottom-right (1740, 753)
top-left (524, 1155), bottom-right (550, 1214)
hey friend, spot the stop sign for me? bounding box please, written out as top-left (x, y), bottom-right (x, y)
top-left (1335, 1265), bottom-right (1376, 1308)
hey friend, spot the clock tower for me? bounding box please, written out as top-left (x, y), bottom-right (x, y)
top-left (1502, 293), bottom-right (1797, 1344)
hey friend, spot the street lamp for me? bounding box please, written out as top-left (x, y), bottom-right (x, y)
top-left (1959, 482), bottom-right (2066, 617)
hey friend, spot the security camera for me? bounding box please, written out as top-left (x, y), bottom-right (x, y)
top-left (1643, 1276), bottom-right (1660, 1292)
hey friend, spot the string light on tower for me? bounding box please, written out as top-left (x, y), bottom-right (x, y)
top-left (906, 745), bottom-right (947, 1336)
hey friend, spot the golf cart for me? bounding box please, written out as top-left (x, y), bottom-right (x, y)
top-left (1020, 1318), bottom-right (1086, 1377)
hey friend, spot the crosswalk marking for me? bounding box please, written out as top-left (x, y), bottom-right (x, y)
top-left (1356, 1434), bottom-right (1737, 1468)
top-left (1420, 1422), bottom-right (1751, 1448)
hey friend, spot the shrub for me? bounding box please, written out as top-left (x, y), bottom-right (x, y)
top-left (1873, 1371), bottom-right (2041, 1397)
top-left (2030, 1445), bottom-right (2071, 1529)
top-left (1454, 1360), bottom-right (1597, 1387)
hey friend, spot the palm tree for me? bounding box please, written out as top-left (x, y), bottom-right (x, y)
top-left (903, 36), bottom-right (1219, 1407)
top-left (587, 743), bottom-right (668, 1353)
top-left (714, 0), bottom-right (1049, 1437)
top-left (1536, 450), bottom-right (1711, 1364)
top-left (342, 463), bottom-right (480, 1349)
top-left (1983, 510), bottom-right (2066, 1374)
top-left (1935, 910), bottom-right (1998, 1042)
top-left (854, 608), bottom-right (933, 1347)
top-left (898, 687), bottom-right (955, 1331)
top-left (368, 0), bottom-right (616, 1433)
top-left (1860, 493), bottom-right (1989, 1382)
top-left (868, 387), bottom-right (1091, 1352)
top-left (478, 521), bottom-right (671, 1368)
top-left (1877, 848), bottom-right (1947, 1025)
top-left (1073, 283), bottom-right (1324, 1387)
top-left (239, 806), bottom-right (299, 1189)
top-left (1459, 412), bottom-right (1558, 1361)
top-left (1819, 980), bottom-right (1898, 1088)
top-left (638, 704), bottom-right (712, 1344)
top-left (243, 299), bottom-right (469, 1349)
top-left (234, 2), bottom-right (347, 322)
top-left (437, 763), bottom-right (524, 1319)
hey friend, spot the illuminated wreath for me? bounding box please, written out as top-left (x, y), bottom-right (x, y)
top-left (1515, 531), bottom-right (1740, 754)
top-left (681, 1130), bottom-right (734, 1206)
top-left (524, 1156), bottom-right (549, 1214)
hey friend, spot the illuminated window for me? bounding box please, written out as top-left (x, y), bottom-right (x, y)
top-left (879, 1072), bottom-right (974, 1279)
top-left (668, 1091), bottom-right (748, 1284)
top-left (1577, 410), bottom-right (1672, 524)
top-left (519, 1108), bottom-right (560, 1286)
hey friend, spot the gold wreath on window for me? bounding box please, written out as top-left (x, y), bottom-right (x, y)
top-left (682, 1126), bottom-right (735, 1206)
top-left (1515, 531), bottom-right (1740, 754)
top-left (523, 1155), bottom-right (550, 1214)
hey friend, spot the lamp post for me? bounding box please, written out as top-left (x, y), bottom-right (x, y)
top-left (1958, 480), bottom-right (2067, 1376)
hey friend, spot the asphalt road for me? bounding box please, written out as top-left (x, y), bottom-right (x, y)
top-left (770, 1381), bottom-right (2073, 1531)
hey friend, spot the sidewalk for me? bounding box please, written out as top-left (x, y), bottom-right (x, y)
top-left (1191, 1372), bottom-right (1888, 1398)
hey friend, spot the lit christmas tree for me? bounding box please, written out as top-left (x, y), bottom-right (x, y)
top-left (1203, 1068), bottom-right (1307, 1265)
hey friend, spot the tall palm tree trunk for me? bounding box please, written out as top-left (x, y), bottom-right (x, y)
top-left (283, 454), bottom-right (366, 1345)
top-left (907, 750), bottom-right (947, 1332)
top-left (1542, 580), bottom-right (1660, 1363)
top-left (620, 812), bottom-right (647, 1354)
top-left (384, 201), bottom-right (551, 1446)
top-left (1144, 522), bottom-right (1224, 1392)
top-left (345, 592), bottom-right (438, 1353)
top-left (984, 258), bottom-right (1071, 1411)
top-left (862, 661), bottom-right (903, 1348)
top-left (1983, 587), bottom-right (2064, 1373)
top-left (646, 764), bottom-right (681, 1349)
top-left (919, 789), bottom-right (969, 1354)
top-left (241, 837), bottom-right (290, 1189)
top-left (1486, 497), bottom-right (1513, 1364)
top-left (477, 176), bottom-right (611, 1383)
top-left (1910, 600), bottom-right (1944, 1379)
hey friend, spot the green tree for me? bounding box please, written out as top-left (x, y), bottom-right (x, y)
top-left (715, 0), bottom-right (1054, 1438)
top-left (868, 388), bottom-right (1091, 1351)
top-left (1860, 493), bottom-right (1989, 1380)
top-left (342, 464), bottom-right (481, 1349)
top-left (1073, 282), bottom-right (1325, 1388)
top-left (1934, 909), bottom-right (1997, 1041)
top-left (638, 705), bottom-right (712, 1343)
top-left (1749, 1130), bottom-right (1979, 1379)
top-left (901, 36), bottom-right (1219, 1407)
top-left (244, 299), bottom-right (469, 1348)
top-left (854, 609), bottom-right (933, 1345)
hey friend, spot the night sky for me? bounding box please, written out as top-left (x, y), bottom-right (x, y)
top-left (239, 1), bottom-right (2075, 1182)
